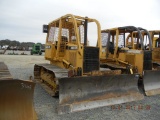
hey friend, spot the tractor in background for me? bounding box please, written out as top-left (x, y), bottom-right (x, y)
top-left (31, 43), bottom-right (42, 55)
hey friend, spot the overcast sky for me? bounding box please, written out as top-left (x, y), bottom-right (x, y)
top-left (0, 0), bottom-right (160, 44)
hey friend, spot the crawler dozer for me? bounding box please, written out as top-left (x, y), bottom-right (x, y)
top-left (149, 30), bottom-right (160, 68)
top-left (126, 30), bottom-right (160, 68)
top-left (125, 29), bottom-right (160, 96)
top-left (34, 15), bottom-right (143, 114)
top-left (0, 62), bottom-right (37, 120)
top-left (101, 26), bottom-right (160, 97)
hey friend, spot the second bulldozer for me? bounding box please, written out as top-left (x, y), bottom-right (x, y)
top-left (101, 26), bottom-right (160, 97)
top-left (34, 15), bottom-right (143, 114)
top-left (125, 29), bottom-right (160, 96)
top-left (126, 30), bottom-right (160, 68)
top-left (149, 30), bottom-right (160, 68)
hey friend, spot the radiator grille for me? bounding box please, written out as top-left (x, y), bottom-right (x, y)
top-left (143, 51), bottom-right (152, 70)
top-left (83, 47), bottom-right (99, 73)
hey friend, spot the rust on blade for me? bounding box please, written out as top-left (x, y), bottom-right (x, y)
top-left (0, 79), bottom-right (37, 120)
top-left (58, 74), bottom-right (144, 114)
top-left (143, 70), bottom-right (160, 96)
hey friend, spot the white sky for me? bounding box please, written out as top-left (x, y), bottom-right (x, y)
top-left (0, 0), bottom-right (160, 44)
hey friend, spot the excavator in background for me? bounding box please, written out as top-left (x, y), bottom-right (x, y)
top-left (34, 14), bottom-right (143, 114)
top-left (0, 62), bottom-right (37, 120)
top-left (101, 26), bottom-right (160, 96)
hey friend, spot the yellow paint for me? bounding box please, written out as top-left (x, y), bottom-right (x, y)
top-left (101, 27), bottom-right (145, 76)
top-left (44, 14), bottom-right (102, 74)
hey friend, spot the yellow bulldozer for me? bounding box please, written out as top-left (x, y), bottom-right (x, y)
top-left (149, 30), bottom-right (160, 68)
top-left (100, 26), bottom-right (160, 97)
top-left (126, 30), bottom-right (160, 69)
top-left (0, 62), bottom-right (37, 120)
top-left (34, 14), bottom-right (144, 114)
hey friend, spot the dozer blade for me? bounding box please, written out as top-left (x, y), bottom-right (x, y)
top-left (143, 70), bottom-right (160, 96)
top-left (58, 74), bottom-right (144, 114)
top-left (0, 79), bottom-right (37, 120)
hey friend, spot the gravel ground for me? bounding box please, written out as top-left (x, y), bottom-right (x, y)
top-left (0, 55), bottom-right (160, 120)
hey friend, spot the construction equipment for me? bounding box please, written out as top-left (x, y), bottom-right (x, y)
top-left (125, 29), bottom-right (160, 96)
top-left (149, 30), bottom-right (160, 68)
top-left (31, 43), bottom-right (42, 55)
top-left (101, 26), bottom-right (160, 96)
top-left (126, 30), bottom-right (160, 68)
top-left (34, 15), bottom-right (143, 114)
top-left (0, 62), bottom-right (37, 120)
